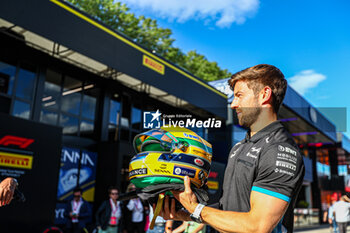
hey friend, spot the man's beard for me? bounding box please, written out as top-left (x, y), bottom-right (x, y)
top-left (237, 106), bottom-right (261, 128)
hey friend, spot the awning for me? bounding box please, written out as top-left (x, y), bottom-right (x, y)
top-left (0, 0), bottom-right (227, 119)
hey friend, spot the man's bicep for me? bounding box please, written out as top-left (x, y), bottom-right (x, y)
top-left (250, 191), bottom-right (289, 232)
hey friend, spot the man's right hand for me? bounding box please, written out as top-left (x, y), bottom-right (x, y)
top-left (0, 177), bottom-right (17, 207)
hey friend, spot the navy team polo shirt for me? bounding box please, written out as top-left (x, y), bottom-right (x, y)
top-left (219, 120), bottom-right (305, 233)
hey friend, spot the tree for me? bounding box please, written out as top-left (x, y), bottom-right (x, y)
top-left (184, 50), bottom-right (231, 82)
top-left (66, 0), bottom-right (231, 81)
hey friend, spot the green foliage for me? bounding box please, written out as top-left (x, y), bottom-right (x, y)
top-left (184, 50), bottom-right (232, 82)
top-left (66, 0), bottom-right (231, 81)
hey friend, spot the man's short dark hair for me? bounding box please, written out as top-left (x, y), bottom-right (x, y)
top-left (108, 186), bottom-right (119, 194)
top-left (73, 187), bottom-right (82, 194)
top-left (228, 64), bottom-right (287, 113)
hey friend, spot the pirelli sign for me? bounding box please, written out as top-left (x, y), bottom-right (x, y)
top-left (142, 55), bottom-right (165, 75)
top-left (0, 151), bottom-right (33, 169)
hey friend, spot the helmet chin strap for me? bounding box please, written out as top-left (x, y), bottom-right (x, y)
top-left (149, 193), bottom-right (165, 230)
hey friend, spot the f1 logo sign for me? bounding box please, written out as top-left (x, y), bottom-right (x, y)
top-left (0, 135), bottom-right (34, 149)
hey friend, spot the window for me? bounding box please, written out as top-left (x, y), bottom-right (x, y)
top-left (15, 66), bottom-right (36, 101)
top-left (12, 100), bottom-right (30, 119)
top-left (42, 69), bottom-right (61, 110)
top-left (40, 69), bottom-right (98, 138)
top-left (0, 60), bottom-right (37, 119)
top-left (131, 107), bottom-right (141, 130)
top-left (80, 84), bottom-right (97, 138)
top-left (82, 86), bottom-right (97, 120)
top-left (60, 114), bottom-right (79, 135)
top-left (108, 96), bottom-right (144, 142)
top-left (10, 63), bottom-right (37, 120)
top-left (40, 109), bottom-right (58, 125)
top-left (0, 61), bottom-right (16, 95)
top-left (316, 148), bottom-right (330, 178)
top-left (128, 103), bottom-right (143, 141)
top-left (108, 98), bottom-right (121, 141)
top-left (61, 76), bottom-right (82, 115)
top-left (41, 69), bottom-right (63, 125)
top-left (80, 120), bottom-right (94, 135)
top-left (109, 99), bottom-right (121, 125)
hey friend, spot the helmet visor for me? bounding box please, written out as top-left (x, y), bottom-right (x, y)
top-left (133, 129), bottom-right (174, 153)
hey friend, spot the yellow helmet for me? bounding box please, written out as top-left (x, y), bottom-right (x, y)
top-left (129, 126), bottom-right (212, 188)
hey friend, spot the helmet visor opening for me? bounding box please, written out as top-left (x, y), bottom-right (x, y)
top-left (134, 129), bottom-right (179, 153)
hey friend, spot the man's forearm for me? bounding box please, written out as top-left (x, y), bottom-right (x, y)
top-left (178, 209), bottom-right (191, 222)
top-left (173, 177), bottom-right (288, 233)
top-left (201, 206), bottom-right (268, 233)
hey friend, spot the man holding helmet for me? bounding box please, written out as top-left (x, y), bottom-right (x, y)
top-left (161, 64), bottom-right (305, 233)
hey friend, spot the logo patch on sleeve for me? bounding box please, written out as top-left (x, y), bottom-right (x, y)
top-left (276, 160), bottom-right (296, 171)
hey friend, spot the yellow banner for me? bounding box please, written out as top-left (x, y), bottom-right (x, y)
top-left (143, 55), bottom-right (165, 75)
top-left (0, 151), bottom-right (33, 169)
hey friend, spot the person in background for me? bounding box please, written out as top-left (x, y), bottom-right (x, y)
top-left (146, 203), bottom-right (169, 233)
top-left (0, 177), bottom-right (17, 207)
top-left (126, 183), bottom-right (145, 233)
top-left (165, 220), bottom-right (174, 233)
top-left (328, 197), bottom-right (339, 233)
top-left (165, 220), bottom-right (185, 233)
top-left (172, 221), bottom-right (206, 233)
top-left (65, 187), bottom-right (92, 233)
top-left (96, 186), bottom-right (123, 233)
top-left (333, 195), bottom-right (350, 233)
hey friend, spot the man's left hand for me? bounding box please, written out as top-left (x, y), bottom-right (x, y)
top-left (172, 176), bottom-right (198, 213)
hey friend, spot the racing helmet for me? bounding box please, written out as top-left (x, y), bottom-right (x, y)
top-left (129, 126), bottom-right (212, 188)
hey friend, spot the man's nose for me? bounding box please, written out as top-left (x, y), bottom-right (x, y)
top-left (230, 98), bottom-right (238, 109)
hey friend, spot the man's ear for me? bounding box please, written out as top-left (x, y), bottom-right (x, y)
top-left (259, 86), bottom-right (273, 105)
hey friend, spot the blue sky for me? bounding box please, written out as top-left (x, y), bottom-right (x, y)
top-left (119, 0), bottom-right (350, 138)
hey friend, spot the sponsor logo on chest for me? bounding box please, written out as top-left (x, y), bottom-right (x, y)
top-left (230, 142), bottom-right (242, 158)
top-left (246, 147), bottom-right (261, 159)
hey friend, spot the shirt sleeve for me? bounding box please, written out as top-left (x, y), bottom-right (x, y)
top-left (328, 206), bottom-right (334, 218)
top-left (252, 142), bottom-right (305, 203)
top-left (127, 199), bottom-right (134, 211)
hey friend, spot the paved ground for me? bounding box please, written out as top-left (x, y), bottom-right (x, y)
top-left (296, 227), bottom-right (330, 233)
top-left (295, 225), bottom-right (349, 233)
